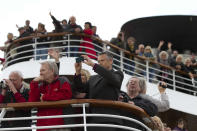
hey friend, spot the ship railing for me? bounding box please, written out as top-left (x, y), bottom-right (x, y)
top-left (0, 99), bottom-right (155, 131)
top-left (3, 32), bottom-right (197, 95)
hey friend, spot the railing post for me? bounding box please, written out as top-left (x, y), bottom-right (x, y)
top-left (103, 43), bottom-right (107, 51)
top-left (68, 34), bottom-right (70, 57)
top-left (82, 104), bottom-right (87, 131)
top-left (172, 70), bottom-right (176, 90)
top-left (0, 108), bottom-right (7, 127)
top-left (120, 51), bottom-right (124, 71)
top-left (31, 108), bottom-right (37, 131)
top-left (34, 38), bottom-right (38, 60)
top-left (146, 61), bottom-right (149, 82)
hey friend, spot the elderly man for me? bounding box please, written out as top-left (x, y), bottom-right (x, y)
top-left (0, 71), bottom-right (30, 128)
top-left (121, 76), bottom-right (158, 116)
top-left (28, 61), bottom-right (72, 131)
top-left (66, 16), bottom-right (82, 57)
top-left (74, 52), bottom-right (124, 131)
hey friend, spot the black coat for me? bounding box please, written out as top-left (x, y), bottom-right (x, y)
top-left (73, 64), bottom-right (124, 124)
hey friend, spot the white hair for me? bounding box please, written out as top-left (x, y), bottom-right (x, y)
top-left (41, 61), bottom-right (59, 76)
top-left (9, 71), bottom-right (23, 78)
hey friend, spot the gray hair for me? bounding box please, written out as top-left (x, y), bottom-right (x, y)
top-left (99, 51), bottom-right (113, 60)
top-left (41, 61), bottom-right (59, 76)
top-left (126, 76), bottom-right (139, 87)
top-left (9, 71), bottom-right (23, 78)
top-left (159, 51), bottom-right (169, 59)
top-left (126, 76), bottom-right (146, 93)
top-left (138, 77), bottom-right (147, 93)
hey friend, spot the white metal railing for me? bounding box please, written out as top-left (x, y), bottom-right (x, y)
top-left (3, 34), bottom-right (197, 95)
top-left (0, 102), bottom-right (152, 131)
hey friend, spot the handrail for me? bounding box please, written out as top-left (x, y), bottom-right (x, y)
top-left (0, 99), bottom-right (148, 118)
top-left (0, 99), bottom-right (155, 130)
top-left (7, 32), bottom-right (196, 78)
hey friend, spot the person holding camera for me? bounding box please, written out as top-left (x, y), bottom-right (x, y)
top-left (0, 71), bottom-right (30, 128)
top-left (74, 52), bottom-right (124, 131)
top-left (138, 78), bottom-right (170, 112)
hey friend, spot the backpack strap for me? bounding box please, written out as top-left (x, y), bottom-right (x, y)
top-left (58, 76), bottom-right (70, 88)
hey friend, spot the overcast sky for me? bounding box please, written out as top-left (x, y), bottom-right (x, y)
top-left (0, 0), bottom-right (197, 51)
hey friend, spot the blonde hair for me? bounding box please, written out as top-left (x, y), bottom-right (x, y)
top-left (145, 45), bottom-right (152, 53)
top-left (152, 116), bottom-right (164, 131)
top-left (81, 69), bottom-right (91, 81)
top-left (184, 58), bottom-right (191, 64)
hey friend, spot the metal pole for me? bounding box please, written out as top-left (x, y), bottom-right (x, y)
top-left (34, 38), bottom-right (37, 60)
top-left (82, 104), bottom-right (87, 131)
top-left (146, 61), bottom-right (149, 81)
top-left (0, 108), bottom-right (7, 127)
top-left (173, 70), bottom-right (176, 90)
top-left (120, 51), bottom-right (123, 71)
top-left (68, 34), bottom-right (70, 57)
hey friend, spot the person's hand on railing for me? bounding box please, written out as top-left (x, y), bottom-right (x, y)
top-left (175, 65), bottom-right (181, 70)
top-left (128, 101), bottom-right (134, 105)
top-left (75, 28), bottom-right (81, 33)
top-left (189, 72), bottom-right (194, 79)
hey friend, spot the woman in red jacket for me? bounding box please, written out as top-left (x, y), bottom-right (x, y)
top-left (80, 22), bottom-right (97, 59)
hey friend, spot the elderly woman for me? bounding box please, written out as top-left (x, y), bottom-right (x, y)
top-left (144, 45), bottom-right (156, 81)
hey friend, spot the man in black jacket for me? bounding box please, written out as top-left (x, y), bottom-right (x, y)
top-left (74, 52), bottom-right (124, 131)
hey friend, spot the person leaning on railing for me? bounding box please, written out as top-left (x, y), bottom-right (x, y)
top-left (170, 55), bottom-right (192, 94)
top-left (123, 36), bottom-right (137, 75)
top-left (109, 32), bottom-right (125, 70)
top-left (119, 76), bottom-right (158, 130)
top-left (28, 61), bottom-right (72, 131)
top-left (156, 41), bottom-right (173, 88)
top-left (135, 44), bottom-right (146, 76)
top-left (66, 16), bottom-right (82, 57)
top-left (74, 52), bottom-right (124, 131)
top-left (144, 45), bottom-right (157, 81)
top-left (34, 23), bottom-right (49, 60)
top-left (79, 22), bottom-right (97, 59)
top-left (0, 71), bottom-right (31, 128)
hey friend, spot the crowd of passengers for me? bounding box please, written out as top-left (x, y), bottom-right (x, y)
top-left (0, 12), bottom-right (101, 64)
top-left (109, 32), bottom-right (197, 95)
top-left (0, 13), bottom-right (196, 96)
top-left (0, 50), bottom-right (189, 131)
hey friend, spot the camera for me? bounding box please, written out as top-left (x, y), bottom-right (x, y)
top-left (159, 82), bottom-right (167, 89)
top-left (76, 56), bottom-right (84, 63)
top-left (0, 80), bottom-right (8, 89)
top-left (120, 92), bottom-right (130, 103)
